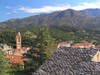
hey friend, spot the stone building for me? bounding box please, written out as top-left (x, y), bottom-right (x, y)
top-left (16, 32), bottom-right (22, 56)
top-left (0, 44), bottom-right (12, 54)
top-left (12, 32), bottom-right (30, 55)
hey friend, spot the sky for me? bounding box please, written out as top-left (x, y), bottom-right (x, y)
top-left (1, 0), bottom-right (100, 22)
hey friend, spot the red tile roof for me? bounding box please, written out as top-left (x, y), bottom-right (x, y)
top-left (5, 55), bottom-right (24, 65)
top-left (21, 47), bottom-right (28, 50)
top-left (72, 42), bottom-right (95, 48)
top-left (59, 42), bottom-right (70, 45)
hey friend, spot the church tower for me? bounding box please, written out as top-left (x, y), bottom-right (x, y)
top-left (16, 32), bottom-right (21, 56)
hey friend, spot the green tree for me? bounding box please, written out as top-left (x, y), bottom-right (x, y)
top-left (24, 25), bottom-right (54, 75)
top-left (8, 63), bottom-right (24, 75)
top-left (0, 49), bottom-right (9, 75)
top-left (35, 25), bottom-right (54, 62)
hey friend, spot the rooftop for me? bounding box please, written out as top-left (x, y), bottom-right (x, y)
top-left (5, 55), bottom-right (24, 65)
top-left (59, 42), bottom-right (70, 45)
top-left (72, 42), bottom-right (94, 47)
top-left (33, 47), bottom-right (100, 75)
top-left (21, 47), bottom-right (28, 50)
top-left (18, 32), bottom-right (21, 36)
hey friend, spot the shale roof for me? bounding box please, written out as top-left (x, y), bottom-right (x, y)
top-left (32, 47), bottom-right (100, 75)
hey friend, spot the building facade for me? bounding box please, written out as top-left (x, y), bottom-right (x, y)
top-left (0, 44), bottom-right (12, 54)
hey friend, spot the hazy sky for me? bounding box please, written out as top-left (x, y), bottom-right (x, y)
top-left (0, 0), bottom-right (100, 22)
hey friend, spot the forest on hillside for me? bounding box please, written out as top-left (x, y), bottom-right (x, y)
top-left (0, 25), bottom-right (100, 48)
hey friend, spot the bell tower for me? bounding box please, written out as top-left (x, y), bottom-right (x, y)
top-left (16, 32), bottom-right (21, 55)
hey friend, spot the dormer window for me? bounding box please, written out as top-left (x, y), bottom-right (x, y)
top-left (92, 51), bottom-right (100, 62)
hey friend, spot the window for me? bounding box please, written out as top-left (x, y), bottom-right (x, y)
top-left (18, 38), bottom-right (20, 42)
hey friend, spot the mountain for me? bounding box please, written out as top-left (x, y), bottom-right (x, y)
top-left (79, 8), bottom-right (100, 16)
top-left (1, 9), bottom-right (100, 29)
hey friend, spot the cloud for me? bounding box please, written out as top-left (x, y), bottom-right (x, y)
top-left (6, 6), bottom-right (11, 9)
top-left (13, 11), bottom-right (19, 13)
top-left (6, 12), bottom-right (10, 14)
top-left (16, 4), bottom-right (70, 13)
top-left (72, 2), bottom-right (100, 10)
top-left (16, 1), bottom-right (100, 13)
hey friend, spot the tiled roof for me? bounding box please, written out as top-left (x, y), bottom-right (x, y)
top-left (5, 55), bottom-right (24, 65)
top-left (59, 42), bottom-right (70, 45)
top-left (33, 47), bottom-right (100, 75)
top-left (21, 47), bottom-right (28, 50)
top-left (72, 42), bottom-right (94, 47)
top-left (90, 46), bottom-right (96, 48)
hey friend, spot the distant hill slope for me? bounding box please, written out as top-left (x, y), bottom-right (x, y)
top-left (1, 25), bottom-right (100, 48)
top-left (79, 8), bottom-right (100, 16)
top-left (1, 9), bottom-right (100, 29)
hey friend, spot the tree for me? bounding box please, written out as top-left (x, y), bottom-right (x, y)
top-left (0, 49), bottom-right (9, 75)
top-left (8, 63), bottom-right (24, 75)
top-left (24, 25), bottom-right (54, 75)
top-left (35, 25), bottom-right (54, 62)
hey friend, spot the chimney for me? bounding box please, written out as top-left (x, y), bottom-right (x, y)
top-left (11, 56), bottom-right (13, 59)
top-left (10, 56), bottom-right (13, 60)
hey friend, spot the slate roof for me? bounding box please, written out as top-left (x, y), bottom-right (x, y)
top-left (32, 47), bottom-right (100, 75)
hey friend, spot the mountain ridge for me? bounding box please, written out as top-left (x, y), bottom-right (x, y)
top-left (1, 8), bottom-right (100, 29)
top-left (79, 8), bottom-right (100, 16)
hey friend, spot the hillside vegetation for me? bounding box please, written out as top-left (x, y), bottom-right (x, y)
top-left (0, 25), bottom-right (100, 48)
